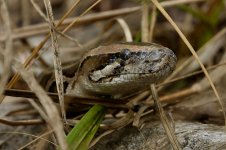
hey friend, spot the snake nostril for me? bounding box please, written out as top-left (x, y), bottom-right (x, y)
top-left (148, 69), bottom-right (153, 73)
top-left (136, 52), bottom-right (146, 59)
top-left (120, 60), bottom-right (126, 66)
top-left (149, 50), bottom-right (162, 60)
top-left (108, 55), bottom-right (116, 63)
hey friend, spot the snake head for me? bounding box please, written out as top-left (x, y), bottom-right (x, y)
top-left (69, 42), bottom-right (177, 98)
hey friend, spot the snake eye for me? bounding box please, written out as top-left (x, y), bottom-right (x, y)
top-left (120, 49), bottom-right (131, 60)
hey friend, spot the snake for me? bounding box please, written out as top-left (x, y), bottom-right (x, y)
top-left (43, 42), bottom-right (177, 101)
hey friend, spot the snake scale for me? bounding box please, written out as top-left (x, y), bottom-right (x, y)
top-left (42, 42), bottom-right (177, 101)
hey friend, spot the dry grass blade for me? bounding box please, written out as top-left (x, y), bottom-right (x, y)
top-left (182, 28), bottom-right (226, 74)
top-left (0, 118), bottom-right (43, 126)
top-left (18, 130), bottom-right (53, 150)
top-left (3, 89), bottom-right (128, 108)
top-left (140, 1), bottom-right (181, 149)
top-left (0, 6), bottom-right (140, 41)
top-left (28, 98), bottom-right (49, 122)
top-left (0, 131), bottom-right (57, 147)
top-left (198, 52), bottom-right (226, 90)
top-left (21, 0), bottom-right (30, 25)
top-left (44, 0), bottom-right (66, 124)
top-left (115, 18), bottom-right (133, 42)
top-left (150, 84), bottom-right (182, 150)
top-left (89, 130), bottom-right (114, 148)
top-left (1, 0), bottom-right (81, 103)
top-left (141, 2), bottom-right (149, 42)
top-left (149, 6), bottom-right (157, 41)
top-left (0, 0), bottom-right (13, 95)
top-left (30, 0), bottom-right (49, 22)
top-left (133, 105), bottom-right (149, 127)
top-left (160, 0), bottom-right (206, 7)
top-left (150, 0), bottom-right (226, 126)
top-left (14, 63), bottom-right (67, 150)
top-left (105, 110), bottom-right (134, 129)
top-left (0, 127), bottom-right (22, 146)
top-left (0, 0), bottom-right (205, 42)
top-left (31, 0), bottom-right (82, 47)
top-left (3, 0), bottom-right (101, 103)
top-left (62, 0), bottom-right (102, 33)
top-left (157, 62), bottom-right (226, 88)
top-left (160, 27), bottom-right (226, 92)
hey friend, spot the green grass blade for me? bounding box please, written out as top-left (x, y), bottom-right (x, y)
top-left (77, 110), bottom-right (105, 150)
top-left (66, 104), bottom-right (106, 150)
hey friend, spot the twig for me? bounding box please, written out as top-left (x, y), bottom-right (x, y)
top-left (150, 84), bottom-right (182, 150)
top-left (0, 118), bottom-right (43, 126)
top-left (44, 0), bottom-right (66, 124)
top-left (3, 89), bottom-right (129, 109)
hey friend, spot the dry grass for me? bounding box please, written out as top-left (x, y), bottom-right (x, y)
top-left (0, 0), bottom-right (13, 97)
top-left (44, 0), bottom-right (66, 124)
top-left (0, 0), bottom-right (225, 149)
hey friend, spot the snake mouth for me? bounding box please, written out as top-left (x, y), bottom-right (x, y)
top-left (88, 48), bottom-right (176, 84)
top-left (89, 64), bottom-right (174, 84)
